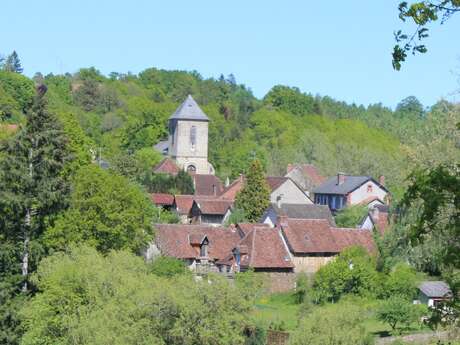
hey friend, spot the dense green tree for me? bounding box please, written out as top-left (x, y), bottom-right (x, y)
top-left (382, 263), bottom-right (418, 300)
top-left (0, 86), bottom-right (72, 291)
top-left (377, 296), bottom-right (424, 334)
top-left (235, 159), bottom-right (271, 222)
top-left (0, 70), bottom-right (35, 113)
top-left (289, 302), bottom-right (373, 345)
top-left (20, 245), bottom-right (253, 345)
top-left (44, 164), bottom-right (155, 253)
top-left (263, 85), bottom-right (320, 116)
top-left (3, 51), bottom-right (23, 73)
top-left (312, 247), bottom-right (379, 303)
top-left (148, 256), bottom-right (190, 278)
top-left (334, 205), bottom-right (369, 228)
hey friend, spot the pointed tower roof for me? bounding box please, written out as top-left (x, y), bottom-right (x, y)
top-left (169, 95), bottom-right (209, 121)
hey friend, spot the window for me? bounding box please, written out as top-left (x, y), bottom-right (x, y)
top-left (200, 243), bottom-right (208, 257)
top-left (190, 126), bottom-right (197, 149)
top-left (187, 165), bottom-right (196, 173)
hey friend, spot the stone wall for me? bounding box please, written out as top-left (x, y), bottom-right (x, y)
top-left (262, 272), bottom-right (296, 293)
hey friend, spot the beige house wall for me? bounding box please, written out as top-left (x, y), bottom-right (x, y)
top-left (291, 255), bottom-right (336, 273)
top-left (349, 180), bottom-right (387, 205)
top-left (270, 180), bottom-right (313, 205)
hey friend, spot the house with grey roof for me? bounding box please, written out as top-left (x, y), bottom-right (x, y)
top-left (261, 203), bottom-right (336, 227)
top-left (416, 281), bottom-right (452, 307)
top-left (313, 173), bottom-right (389, 212)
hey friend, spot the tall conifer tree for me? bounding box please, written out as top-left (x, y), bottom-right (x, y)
top-left (0, 85), bottom-right (71, 291)
top-left (235, 159), bottom-right (270, 222)
top-left (3, 51), bottom-right (23, 73)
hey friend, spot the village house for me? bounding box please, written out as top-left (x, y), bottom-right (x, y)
top-left (150, 193), bottom-right (175, 211)
top-left (285, 163), bottom-right (326, 196)
top-left (171, 195), bottom-right (195, 223)
top-left (147, 224), bottom-right (241, 274)
top-left (220, 225), bottom-right (296, 293)
top-left (220, 175), bottom-right (312, 205)
top-left (313, 173), bottom-right (389, 212)
top-left (261, 202), bottom-right (336, 227)
top-left (415, 281), bottom-right (453, 307)
top-left (278, 217), bottom-right (374, 274)
top-left (190, 198), bottom-right (233, 226)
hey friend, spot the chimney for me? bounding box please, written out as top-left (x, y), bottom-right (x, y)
top-left (337, 172), bottom-right (346, 185)
top-left (379, 175), bottom-right (385, 186)
top-left (276, 194), bottom-right (283, 208)
top-left (212, 184), bottom-right (217, 196)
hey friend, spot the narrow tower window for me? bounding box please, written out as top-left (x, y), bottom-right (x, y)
top-left (190, 126), bottom-right (197, 150)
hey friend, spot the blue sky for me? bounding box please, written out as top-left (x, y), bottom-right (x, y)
top-left (1, 0), bottom-right (459, 108)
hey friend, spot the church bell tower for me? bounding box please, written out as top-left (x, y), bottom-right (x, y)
top-left (168, 95), bottom-right (214, 175)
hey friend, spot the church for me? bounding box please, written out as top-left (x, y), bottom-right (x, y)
top-left (154, 95), bottom-right (215, 175)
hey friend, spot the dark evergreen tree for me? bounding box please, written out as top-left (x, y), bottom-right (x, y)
top-left (235, 159), bottom-right (270, 222)
top-left (174, 170), bottom-right (194, 194)
top-left (0, 85), bottom-right (72, 291)
top-left (3, 51), bottom-right (23, 73)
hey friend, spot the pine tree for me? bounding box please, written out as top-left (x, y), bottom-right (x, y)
top-left (0, 85), bottom-right (71, 292)
top-left (235, 159), bottom-right (271, 222)
top-left (3, 51), bottom-right (23, 73)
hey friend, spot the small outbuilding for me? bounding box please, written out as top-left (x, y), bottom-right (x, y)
top-left (417, 281), bottom-right (452, 307)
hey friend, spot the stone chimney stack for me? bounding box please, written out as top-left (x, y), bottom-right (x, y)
top-left (337, 172), bottom-right (346, 185)
top-left (379, 175), bottom-right (385, 186)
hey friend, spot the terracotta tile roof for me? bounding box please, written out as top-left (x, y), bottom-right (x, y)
top-left (150, 193), bottom-right (174, 206)
top-left (220, 175), bottom-right (244, 201)
top-left (238, 227), bottom-right (294, 269)
top-left (153, 158), bottom-right (180, 175)
top-left (193, 198), bottom-right (233, 215)
top-left (266, 176), bottom-right (289, 191)
top-left (281, 219), bottom-right (338, 253)
top-left (155, 224), bottom-right (240, 261)
top-left (280, 218), bottom-right (375, 254)
top-left (236, 223), bottom-right (270, 237)
top-left (173, 195), bottom-right (195, 215)
top-left (330, 227), bottom-right (375, 253)
top-left (193, 174), bottom-right (224, 196)
top-left (220, 227), bottom-right (294, 269)
top-left (286, 164), bottom-right (326, 187)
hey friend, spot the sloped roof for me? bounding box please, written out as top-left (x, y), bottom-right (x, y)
top-left (153, 158), bottom-right (180, 175)
top-left (419, 281), bottom-right (452, 298)
top-left (237, 227), bottom-right (294, 269)
top-left (236, 223), bottom-right (270, 237)
top-left (266, 176), bottom-right (289, 191)
top-left (150, 193), bottom-right (175, 206)
top-left (173, 195), bottom-right (195, 215)
top-left (169, 95), bottom-right (209, 121)
top-left (219, 175), bottom-right (244, 201)
top-left (193, 174), bottom-right (224, 196)
top-left (286, 164), bottom-right (326, 187)
top-left (193, 198), bottom-right (233, 215)
top-left (313, 175), bottom-right (388, 195)
top-left (269, 203), bottom-right (336, 226)
top-left (155, 224), bottom-right (240, 261)
top-left (280, 218), bottom-right (375, 254)
top-left (153, 140), bottom-right (169, 155)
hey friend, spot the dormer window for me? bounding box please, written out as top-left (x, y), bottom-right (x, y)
top-left (200, 242), bottom-right (208, 257)
top-left (190, 126), bottom-right (197, 150)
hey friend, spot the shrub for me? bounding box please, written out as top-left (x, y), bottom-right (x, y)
top-left (376, 296), bottom-right (424, 334)
top-left (149, 256), bottom-right (190, 278)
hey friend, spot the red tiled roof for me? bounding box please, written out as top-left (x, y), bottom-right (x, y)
top-left (219, 175), bottom-right (244, 201)
top-left (153, 158), bottom-right (180, 175)
top-left (194, 198), bottom-right (233, 215)
top-left (286, 164), bottom-right (326, 187)
top-left (155, 224), bottom-right (240, 261)
top-left (150, 193), bottom-right (174, 206)
top-left (173, 195), bottom-right (195, 215)
top-left (193, 174), bottom-right (224, 196)
top-left (220, 227), bottom-right (294, 269)
top-left (330, 227), bottom-right (375, 253)
top-left (236, 223), bottom-right (270, 237)
top-left (266, 176), bottom-right (289, 191)
top-left (280, 218), bottom-right (375, 254)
